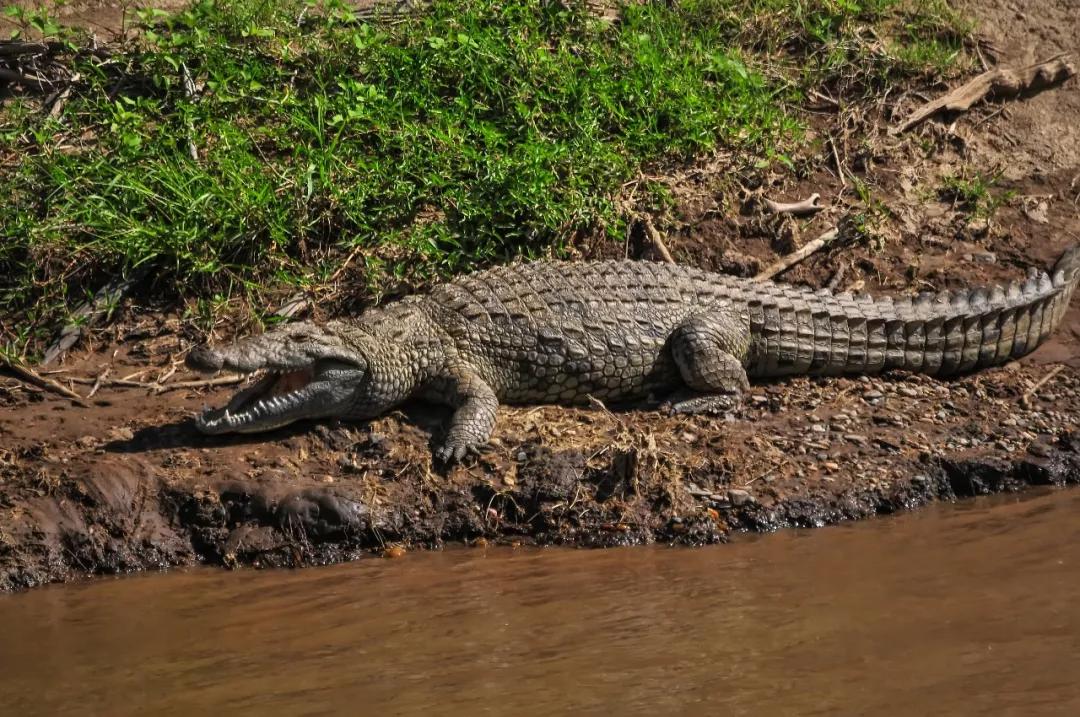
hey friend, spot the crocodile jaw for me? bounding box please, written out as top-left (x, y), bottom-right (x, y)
top-left (194, 362), bottom-right (363, 434)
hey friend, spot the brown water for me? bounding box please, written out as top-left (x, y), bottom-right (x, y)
top-left (2, 490), bottom-right (1079, 716)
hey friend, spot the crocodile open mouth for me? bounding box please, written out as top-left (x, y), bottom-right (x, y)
top-left (194, 362), bottom-right (349, 434)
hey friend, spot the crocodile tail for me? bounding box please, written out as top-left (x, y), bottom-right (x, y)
top-left (1053, 243), bottom-right (1080, 282)
top-left (770, 244), bottom-right (1080, 378)
top-left (881, 243), bottom-right (1080, 377)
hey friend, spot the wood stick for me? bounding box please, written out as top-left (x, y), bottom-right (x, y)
top-left (754, 228), bottom-right (839, 281)
top-left (829, 136), bottom-right (847, 188)
top-left (67, 374), bottom-right (248, 393)
top-left (641, 215), bottom-right (675, 264)
top-left (1022, 364), bottom-right (1065, 406)
top-left (3, 359), bottom-right (89, 407)
top-left (892, 55), bottom-right (1076, 134)
top-left (87, 368), bottom-right (110, 399)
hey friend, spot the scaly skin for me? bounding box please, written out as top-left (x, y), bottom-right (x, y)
top-left (187, 245), bottom-right (1080, 461)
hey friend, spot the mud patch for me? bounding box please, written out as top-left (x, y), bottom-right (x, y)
top-left (2, 347), bottom-right (1078, 592)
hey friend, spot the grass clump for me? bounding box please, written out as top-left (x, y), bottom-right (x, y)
top-left (0, 0), bottom-right (969, 354)
top-left (938, 169), bottom-right (1013, 219)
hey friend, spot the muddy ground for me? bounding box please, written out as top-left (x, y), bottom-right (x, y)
top-left (2, 0), bottom-right (1080, 591)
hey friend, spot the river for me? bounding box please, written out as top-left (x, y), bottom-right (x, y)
top-left (2, 489), bottom-right (1079, 716)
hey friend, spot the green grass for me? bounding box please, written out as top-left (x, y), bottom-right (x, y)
top-left (938, 169), bottom-right (1013, 219)
top-left (0, 0), bottom-right (970, 354)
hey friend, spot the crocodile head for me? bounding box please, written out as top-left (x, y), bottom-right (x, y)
top-left (186, 321), bottom-right (372, 434)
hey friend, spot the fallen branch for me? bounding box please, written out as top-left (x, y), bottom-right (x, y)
top-left (67, 374), bottom-right (248, 393)
top-left (764, 193), bottom-right (824, 216)
top-left (892, 55), bottom-right (1076, 134)
top-left (2, 358), bottom-right (89, 407)
top-left (754, 228), bottom-right (839, 281)
top-left (640, 215), bottom-right (675, 264)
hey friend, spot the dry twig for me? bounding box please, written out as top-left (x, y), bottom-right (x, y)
top-left (66, 374), bottom-right (247, 393)
top-left (3, 359), bottom-right (89, 407)
top-left (640, 215), bottom-right (675, 264)
top-left (754, 228), bottom-right (839, 281)
top-left (1022, 365), bottom-right (1065, 406)
top-left (87, 367), bottom-right (110, 399)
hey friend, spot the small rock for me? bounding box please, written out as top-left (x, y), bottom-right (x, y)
top-left (971, 250), bottom-right (997, 264)
top-left (823, 461), bottom-right (841, 472)
top-left (108, 426), bottom-right (135, 441)
top-left (1023, 201), bottom-right (1049, 225)
top-left (686, 482), bottom-right (711, 497)
top-left (862, 390), bottom-right (884, 401)
top-left (728, 489), bottom-right (755, 507)
top-left (898, 386), bottom-right (919, 398)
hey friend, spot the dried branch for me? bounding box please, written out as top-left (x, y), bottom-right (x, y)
top-left (754, 228), bottom-right (839, 281)
top-left (640, 215), bottom-right (675, 264)
top-left (3, 359), bottom-right (89, 407)
top-left (892, 55), bottom-right (1076, 134)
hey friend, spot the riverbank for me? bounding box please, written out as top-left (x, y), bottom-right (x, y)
top-left (2, 0), bottom-right (1080, 591)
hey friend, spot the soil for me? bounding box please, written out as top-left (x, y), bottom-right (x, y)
top-left (2, 0), bottom-right (1080, 592)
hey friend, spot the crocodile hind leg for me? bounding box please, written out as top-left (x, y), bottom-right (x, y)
top-left (667, 309), bottom-right (751, 415)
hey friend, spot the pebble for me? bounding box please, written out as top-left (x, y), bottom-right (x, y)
top-left (728, 489), bottom-right (755, 507)
top-left (823, 461), bottom-right (841, 472)
top-left (862, 390), bottom-right (884, 401)
top-left (898, 386), bottom-right (919, 398)
top-left (844, 434), bottom-right (868, 444)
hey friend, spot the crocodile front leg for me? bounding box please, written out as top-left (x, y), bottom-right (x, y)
top-left (423, 366), bottom-right (500, 463)
top-left (668, 308), bottom-right (751, 415)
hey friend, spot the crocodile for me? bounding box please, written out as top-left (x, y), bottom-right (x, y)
top-left (187, 245), bottom-right (1080, 461)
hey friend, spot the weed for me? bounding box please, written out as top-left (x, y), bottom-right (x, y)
top-left (938, 170), bottom-right (1014, 219)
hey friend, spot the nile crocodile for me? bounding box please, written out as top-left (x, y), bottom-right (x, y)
top-left (187, 246), bottom-right (1080, 461)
